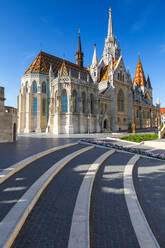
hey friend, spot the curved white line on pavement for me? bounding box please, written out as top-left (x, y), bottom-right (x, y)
top-left (68, 149), bottom-right (115, 248)
top-left (0, 143), bottom-right (78, 184)
top-left (124, 155), bottom-right (160, 248)
top-left (0, 145), bottom-right (94, 248)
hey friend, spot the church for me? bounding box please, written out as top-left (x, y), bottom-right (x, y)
top-left (17, 9), bottom-right (160, 134)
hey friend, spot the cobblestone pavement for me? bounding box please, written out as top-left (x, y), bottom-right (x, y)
top-left (1, 135), bottom-right (165, 247)
top-left (0, 144), bottom-right (84, 222)
top-left (90, 151), bottom-right (140, 248)
top-left (0, 136), bottom-right (79, 169)
top-left (11, 147), bottom-right (109, 248)
top-left (134, 157), bottom-right (165, 247)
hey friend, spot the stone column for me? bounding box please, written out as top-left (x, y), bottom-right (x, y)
top-left (78, 87), bottom-right (82, 133)
top-left (24, 88), bottom-right (31, 133)
top-left (67, 94), bottom-right (74, 134)
top-left (36, 86), bottom-right (41, 132)
top-left (53, 93), bottom-right (60, 134)
top-left (86, 88), bottom-right (90, 133)
top-left (110, 87), bottom-right (117, 131)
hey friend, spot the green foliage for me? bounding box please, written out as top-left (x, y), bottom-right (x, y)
top-left (120, 133), bottom-right (158, 143)
top-left (159, 124), bottom-right (163, 131)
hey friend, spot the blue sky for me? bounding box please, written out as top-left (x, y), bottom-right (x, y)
top-left (0, 0), bottom-right (165, 108)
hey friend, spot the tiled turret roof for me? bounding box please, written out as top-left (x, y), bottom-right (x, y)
top-left (133, 58), bottom-right (146, 87)
top-left (25, 51), bottom-right (88, 76)
top-left (100, 59), bottom-right (118, 82)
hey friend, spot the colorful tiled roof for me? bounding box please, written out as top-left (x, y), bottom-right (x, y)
top-left (160, 108), bottom-right (165, 115)
top-left (133, 58), bottom-right (146, 87)
top-left (100, 59), bottom-right (118, 82)
top-left (25, 51), bottom-right (88, 76)
top-left (145, 92), bottom-right (151, 99)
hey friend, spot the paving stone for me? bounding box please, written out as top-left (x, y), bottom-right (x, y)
top-left (0, 136), bottom-right (79, 169)
top-left (90, 152), bottom-right (140, 248)
top-left (0, 144), bottom-right (85, 222)
top-left (134, 157), bottom-right (165, 247)
top-left (11, 147), bottom-right (109, 248)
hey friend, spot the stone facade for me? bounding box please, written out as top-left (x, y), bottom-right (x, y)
top-left (17, 8), bottom-right (160, 134)
top-left (0, 87), bottom-right (17, 142)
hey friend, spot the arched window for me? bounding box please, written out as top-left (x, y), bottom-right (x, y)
top-left (101, 103), bottom-right (103, 114)
top-left (32, 81), bottom-right (37, 93)
top-left (117, 89), bottom-right (124, 112)
top-left (90, 93), bottom-right (94, 114)
top-left (104, 119), bottom-right (107, 129)
top-left (82, 92), bottom-right (86, 113)
top-left (33, 97), bottom-right (37, 115)
top-left (72, 90), bottom-right (77, 113)
top-left (42, 82), bottom-right (46, 94)
top-left (42, 98), bottom-right (46, 116)
top-left (62, 90), bottom-right (67, 113)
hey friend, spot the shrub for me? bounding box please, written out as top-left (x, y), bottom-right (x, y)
top-left (120, 133), bottom-right (158, 143)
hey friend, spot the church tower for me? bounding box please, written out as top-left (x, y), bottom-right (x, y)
top-left (75, 27), bottom-right (84, 67)
top-left (102, 8), bottom-right (121, 65)
top-left (90, 44), bottom-right (98, 83)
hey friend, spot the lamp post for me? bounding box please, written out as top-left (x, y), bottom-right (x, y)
top-left (88, 114), bottom-right (90, 134)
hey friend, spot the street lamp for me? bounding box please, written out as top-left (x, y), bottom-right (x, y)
top-left (88, 114), bottom-right (90, 134)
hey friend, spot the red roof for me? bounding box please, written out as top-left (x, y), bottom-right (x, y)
top-left (133, 58), bottom-right (146, 87)
top-left (160, 108), bottom-right (165, 115)
top-left (25, 51), bottom-right (88, 76)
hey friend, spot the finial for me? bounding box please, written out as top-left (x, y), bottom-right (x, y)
top-left (78, 25), bottom-right (80, 36)
top-left (94, 43), bottom-right (96, 48)
top-left (109, 8), bottom-right (112, 14)
top-left (138, 52), bottom-right (141, 60)
top-left (40, 43), bottom-right (42, 52)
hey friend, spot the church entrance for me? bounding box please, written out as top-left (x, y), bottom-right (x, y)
top-left (104, 119), bottom-right (107, 129)
top-left (13, 123), bottom-right (16, 142)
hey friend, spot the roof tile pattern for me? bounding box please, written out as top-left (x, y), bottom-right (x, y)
top-left (25, 51), bottom-right (88, 76)
top-left (100, 59), bottom-right (118, 82)
top-left (133, 59), bottom-right (146, 87)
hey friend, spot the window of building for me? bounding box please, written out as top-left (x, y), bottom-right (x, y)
top-left (82, 92), bottom-right (86, 113)
top-left (32, 81), bottom-right (37, 93)
top-left (72, 90), bottom-right (77, 113)
top-left (101, 103), bottom-right (103, 114)
top-left (42, 82), bottom-right (46, 94)
top-left (42, 98), bottom-right (46, 115)
top-left (117, 89), bottom-right (124, 112)
top-left (33, 97), bottom-right (37, 116)
top-left (62, 90), bottom-right (67, 113)
top-left (118, 73), bottom-right (120, 80)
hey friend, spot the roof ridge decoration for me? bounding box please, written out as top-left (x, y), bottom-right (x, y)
top-left (133, 58), bottom-right (146, 87)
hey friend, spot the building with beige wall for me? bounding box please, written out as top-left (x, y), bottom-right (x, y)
top-left (0, 87), bottom-right (17, 142)
top-left (17, 8), bottom-right (160, 135)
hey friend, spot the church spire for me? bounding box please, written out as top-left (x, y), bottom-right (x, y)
top-left (108, 8), bottom-right (114, 39)
top-left (75, 26), bottom-right (84, 67)
top-left (92, 44), bottom-right (98, 66)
